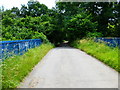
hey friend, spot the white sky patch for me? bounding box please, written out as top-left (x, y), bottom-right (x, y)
top-left (37, 0), bottom-right (56, 9)
top-left (0, 0), bottom-right (119, 10)
top-left (0, 0), bottom-right (56, 10)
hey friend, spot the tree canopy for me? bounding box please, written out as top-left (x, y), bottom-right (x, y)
top-left (1, 1), bottom-right (120, 45)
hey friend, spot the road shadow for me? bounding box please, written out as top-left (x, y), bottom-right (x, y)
top-left (56, 41), bottom-right (76, 49)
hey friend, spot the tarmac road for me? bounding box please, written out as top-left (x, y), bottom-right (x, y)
top-left (19, 47), bottom-right (118, 88)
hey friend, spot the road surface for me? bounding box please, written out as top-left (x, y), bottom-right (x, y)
top-left (19, 47), bottom-right (118, 88)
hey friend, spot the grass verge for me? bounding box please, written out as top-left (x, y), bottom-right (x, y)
top-left (2, 43), bottom-right (54, 88)
top-left (71, 39), bottom-right (119, 72)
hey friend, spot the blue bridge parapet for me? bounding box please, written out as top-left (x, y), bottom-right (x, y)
top-left (0, 39), bottom-right (42, 60)
top-left (95, 37), bottom-right (120, 48)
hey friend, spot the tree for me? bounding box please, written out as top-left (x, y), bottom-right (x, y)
top-left (66, 13), bottom-right (98, 41)
top-left (19, 0), bottom-right (48, 17)
top-left (81, 2), bottom-right (119, 36)
top-left (2, 1), bottom-right (120, 44)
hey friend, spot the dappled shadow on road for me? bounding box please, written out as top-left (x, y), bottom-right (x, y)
top-left (55, 47), bottom-right (75, 49)
top-left (55, 45), bottom-right (76, 50)
top-left (55, 41), bottom-right (77, 49)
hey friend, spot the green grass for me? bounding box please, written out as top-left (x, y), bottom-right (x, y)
top-left (2, 43), bottom-right (54, 88)
top-left (71, 39), bottom-right (119, 72)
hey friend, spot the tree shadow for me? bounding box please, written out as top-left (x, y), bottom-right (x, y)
top-left (55, 41), bottom-right (76, 49)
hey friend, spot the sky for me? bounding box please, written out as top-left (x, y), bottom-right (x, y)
top-left (0, 0), bottom-right (56, 10)
top-left (0, 0), bottom-right (119, 10)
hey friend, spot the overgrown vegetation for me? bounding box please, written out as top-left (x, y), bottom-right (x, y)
top-left (1, 1), bottom-right (120, 88)
top-left (2, 43), bottom-right (54, 88)
top-left (1, 1), bottom-right (120, 45)
top-left (71, 39), bottom-right (119, 72)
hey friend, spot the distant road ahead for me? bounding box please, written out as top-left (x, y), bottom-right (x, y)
top-left (19, 47), bottom-right (118, 88)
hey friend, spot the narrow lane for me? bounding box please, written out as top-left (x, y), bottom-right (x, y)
top-left (19, 47), bottom-right (118, 88)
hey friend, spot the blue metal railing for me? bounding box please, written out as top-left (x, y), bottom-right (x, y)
top-left (0, 39), bottom-right (42, 60)
top-left (95, 37), bottom-right (120, 48)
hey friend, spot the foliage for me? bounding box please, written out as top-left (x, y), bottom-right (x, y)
top-left (20, 1), bottom-right (48, 17)
top-left (2, 15), bottom-right (54, 42)
top-left (2, 43), bottom-right (54, 88)
top-left (80, 2), bottom-right (120, 37)
top-left (1, 1), bottom-right (120, 44)
top-left (71, 39), bottom-right (119, 72)
top-left (86, 32), bottom-right (103, 37)
top-left (1, 1), bottom-right (120, 88)
top-left (66, 13), bottom-right (98, 41)
top-left (32, 32), bottom-right (49, 43)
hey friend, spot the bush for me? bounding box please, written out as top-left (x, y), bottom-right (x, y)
top-left (32, 32), bottom-right (49, 43)
top-left (86, 32), bottom-right (103, 38)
